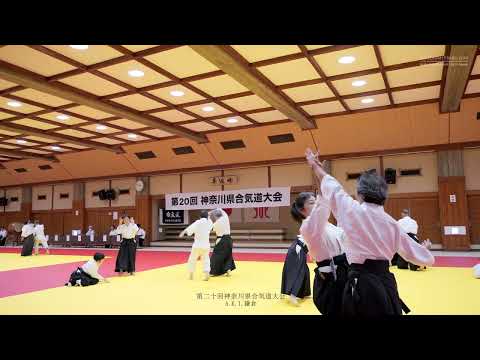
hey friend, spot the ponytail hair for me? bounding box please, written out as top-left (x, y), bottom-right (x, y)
top-left (290, 192), bottom-right (314, 224)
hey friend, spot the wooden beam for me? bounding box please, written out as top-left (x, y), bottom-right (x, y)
top-left (440, 45), bottom-right (478, 112)
top-left (189, 45), bottom-right (315, 130)
top-left (0, 60), bottom-right (208, 143)
top-left (0, 121), bottom-right (120, 153)
top-left (0, 148), bottom-right (57, 162)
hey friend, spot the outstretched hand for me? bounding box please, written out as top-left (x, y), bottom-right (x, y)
top-left (422, 239), bottom-right (432, 249)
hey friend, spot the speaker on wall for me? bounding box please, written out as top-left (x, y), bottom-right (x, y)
top-left (384, 168), bottom-right (396, 184)
top-left (106, 189), bottom-right (116, 200)
top-left (98, 190), bottom-right (107, 200)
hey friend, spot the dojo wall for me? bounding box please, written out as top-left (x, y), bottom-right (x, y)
top-left (85, 180), bottom-right (110, 208)
top-left (331, 157), bottom-right (381, 196)
top-left (53, 183), bottom-right (74, 210)
top-left (32, 185), bottom-right (53, 211)
top-left (465, 148), bottom-right (480, 245)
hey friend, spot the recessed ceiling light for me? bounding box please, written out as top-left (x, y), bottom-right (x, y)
top-left (17, 140), bottom-right (27, 144)
top-left (69, 45), bottom-right (89, 50)
top-left (51, 146), bottom-right (61, 151)
top-left (352, 80), bottom-right (367, 87)
top-left (227, 118), bottom-right (238, 124)
top-left (7, 101), bottom-right (22, 107)
top-left (170, 90), bottom-right (185, 97)
top-left (361, 98), bottom-right (374, 104)
top-left (338, 56), bottom-right (356, 64)
top-left (127, 69), bottom-right (145, 78)
top-left (127, 133), bottom-right (137, 139)
top-left (96, 125), bottom-right (107, 130)
top-left (202, 106), bottom-right (215, 112)
top-left (56, 114), bottom-right (69, 120)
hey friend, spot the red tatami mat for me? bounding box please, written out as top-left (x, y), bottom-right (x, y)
top-left (0, 247), bottom-right (478, 299)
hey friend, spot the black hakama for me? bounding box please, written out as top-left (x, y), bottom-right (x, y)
top-left (210, 234), bottom-right (236, 276)
top-left (313, 253), bottom-right (349, 316)
top-left (66, 267), bottom-right (99, 287)
top-left (281, 239), bottom-right (311, 298)
top-left (115, 238), bottom-right (137, 273)
top-left (20, 234), bottom-right (35, 256)
top-left (394, 233), bottom-right (421, 271)
top-left (342, 259), bottom-right (410, 317)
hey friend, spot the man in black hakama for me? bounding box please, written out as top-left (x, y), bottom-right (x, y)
top-left (342, 259), bottom-right (410, 317)
top-left (209, 209), bottom-right (236, 276)
top-left (114, 216), bottom-right (139, 275)
top-left (20, 221), bottom-right (35, 256)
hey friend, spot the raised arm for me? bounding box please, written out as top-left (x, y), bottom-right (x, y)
top-left (320, 175), bottom-right (361, 221)
top-left (305, 148), bottom-right (360, 220)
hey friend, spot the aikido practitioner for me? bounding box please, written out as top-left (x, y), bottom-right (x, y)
top-left (136, 224), bottom-right (146, 248)
top-left (20, 220), bottom-right (36, 256)
top-left (66, 252), bottom-right (109, 286)
top-left (114, 215), bottom-right (139, 276)
top-left (281, 193), bottom-right (312, 306)
top-left (394, 209), bottom-right (427, 271)
top-left (208, 208), bottom-right (236, 277)
top-left (299, 194), bottom-right (349, 315)
top-left (474, 264), bottom-right (480, 279)
top-left (33, 220), bottom-right (50, 255)
top-left (0, 227), bottom-right (7, 246)
top-left (179, 211), bottom-right (214, 281)
top-left (306, 148), bottom-right (434, 317)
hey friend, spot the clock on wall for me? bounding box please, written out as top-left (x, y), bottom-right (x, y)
top-left (135, 180), bottom-right (144, 192)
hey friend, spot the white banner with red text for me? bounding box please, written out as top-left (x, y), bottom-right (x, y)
top-left (165, 187), bottom-right (290, 210)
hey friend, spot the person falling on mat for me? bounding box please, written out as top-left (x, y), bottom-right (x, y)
top-left (180, 210), bottom-right (214, 281)
top-left (208, 208), bottom-right (236, 277)
top-left (66, 252), bottom-right (109, 287)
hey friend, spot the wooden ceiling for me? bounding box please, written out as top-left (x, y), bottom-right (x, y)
top-left (0, 45), bottom-right (478, 167)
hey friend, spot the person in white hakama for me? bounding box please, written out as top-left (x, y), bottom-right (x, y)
top-left (33, 220), bottom-right (49, 255)
top-left (180, 211), bottom-right (213, 281)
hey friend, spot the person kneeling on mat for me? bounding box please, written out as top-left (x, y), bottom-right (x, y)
top-left (66, 252), bottom-right (109, 287)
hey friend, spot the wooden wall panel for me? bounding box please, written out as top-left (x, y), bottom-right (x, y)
top-left (270, 163), bottom-right (313, 187)
top-left (467, 194), bottom-right (480, 244)
top-left (31, 212), bottom-right (65, 236)
top-left (86, 208), bottom-right (136, 236)
top-left (438, 176), bottom-right (470, 249)
top-left (136, 195), bottom-right (151, 245)
top-left (385, 193), bottom-right (441, 243)
top-left (464, 148), bottom-right (480, 190)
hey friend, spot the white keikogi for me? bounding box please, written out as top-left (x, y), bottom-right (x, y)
top-left (398, 216), bottom-right (419, 235)
top-left (116, 223), bottom-right (139, 240)
top-left (34, 224), bottom-right (49, 248)
top-left (182, 217), bottom-right (214, 277)
top-left (21, 223), bottom-right (35, 238)
top-left (81, 259), bottom-right (105, 281)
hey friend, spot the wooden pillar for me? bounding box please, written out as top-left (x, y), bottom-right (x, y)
top-left (21, 186), bottom-right (32, 221)
top-left (73, 182), bottom-right (86, 232)
top-left (437, 150), bottom-right (470, 250)
top-left (135, 177), bottom-right (152, 246)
